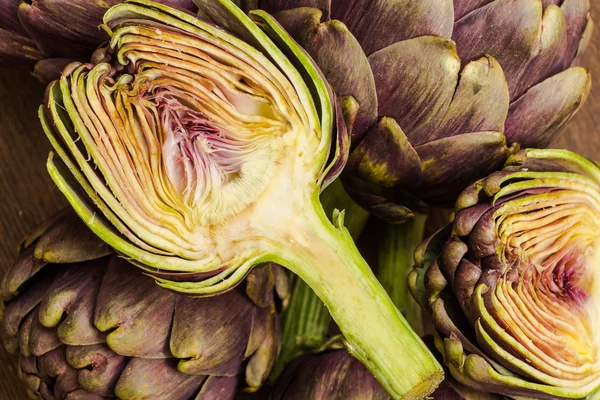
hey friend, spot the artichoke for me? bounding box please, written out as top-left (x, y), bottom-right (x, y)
top-left (253, 0), bottom-right (593, 221)
top-left (0, 0), bottom-right (197, 81)
top-left (41, 0), bottom-right (442, 397)
top-left (409, 149), bottom-right (600, 399)
top-left (0, 209), bottom-right (286, 399)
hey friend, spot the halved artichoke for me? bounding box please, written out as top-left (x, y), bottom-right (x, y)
top-left (40, 0), bottom-right (442, 397)
top-left (410, 149), bottom-right (600, 399)
top-left (0, 209), bottom-right (286, 399)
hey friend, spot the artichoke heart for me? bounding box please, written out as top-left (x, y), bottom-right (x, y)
top-left (410, 149), bottom-right (600, 399)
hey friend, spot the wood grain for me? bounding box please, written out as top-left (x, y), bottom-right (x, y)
top-left (0, 7), bottom-right (599, 399)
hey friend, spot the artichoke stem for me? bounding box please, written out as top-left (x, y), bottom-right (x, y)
top-left (272, 276), bottom-right (332, 379)
top-left (377, 214), bottom-right (428, 336)
top-left (273, 179), bottom-right (370, 379)
top-left (272, 201), bottom-right (443, 399)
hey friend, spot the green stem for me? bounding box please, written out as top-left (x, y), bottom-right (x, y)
top-left (377, 214), bottom-right (428, 337)
top-left (272, 274), bottom-right (331, 378)
top-left (270, 201), bottom-right (443, 399)
top-left (272, 179), bottom-right (369, 379)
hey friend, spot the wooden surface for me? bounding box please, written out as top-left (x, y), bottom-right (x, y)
top-left (0, 14), bottom-right (599, 400)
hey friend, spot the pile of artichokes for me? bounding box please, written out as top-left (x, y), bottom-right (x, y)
top-left (0, 0), bottom-right (596, 399)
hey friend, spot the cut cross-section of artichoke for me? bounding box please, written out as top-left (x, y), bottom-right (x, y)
top-left (40, 1), bottom-right (443, 398)
top-left (473, 152), bottom-right (600, 396)
top-left (410, 149), bottom-right (600, 399)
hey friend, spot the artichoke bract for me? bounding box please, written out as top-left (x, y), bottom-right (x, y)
top-left (41, 0), bottom-right (443, 397)
top-left (409, 149), bottom-right (600, 399)
top-left (0, 0), bottom-right (198, 81)
top-left (0, 210), bottom-right (286, 399)
top-left (254, 0), bottom-right (593, 222)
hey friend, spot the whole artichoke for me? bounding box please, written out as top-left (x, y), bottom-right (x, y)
top-left (0, 0), bottom-right (198, 81)
top-left (40, 0), bottom-right (443, 397)
top-left (409, 149), bottom-right (600, 399)
top-left (253, 0), bottom-right (593, 221)
top-left (0, 210), bottom-right (287, 399)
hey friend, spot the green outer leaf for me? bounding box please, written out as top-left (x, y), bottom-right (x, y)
top-left (248, 9), bottom-right (335, 186)
top-left (491, 177), bottom-right (600, 207)
top-left (515, 149), bottom-right (600, 185)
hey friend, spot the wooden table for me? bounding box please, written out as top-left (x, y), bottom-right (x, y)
top-left (0, 14), bottom-right (599, 400)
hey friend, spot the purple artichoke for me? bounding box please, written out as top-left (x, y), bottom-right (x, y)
top-left (0, 209), bottom-right (287, 399)
top-left (409, 148), bottom-right (600, 398)
top-left (252, 0), bottom-right (593, 222)
top-left (0, 0), bottom-right (197, 81)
